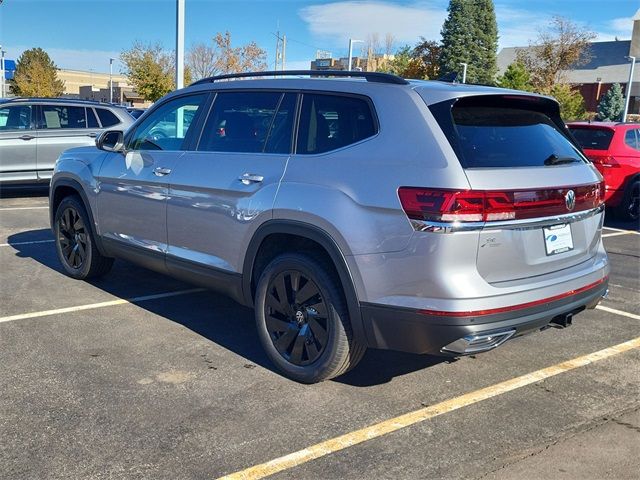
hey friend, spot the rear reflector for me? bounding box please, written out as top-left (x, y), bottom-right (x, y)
top-left (398, 182), bottom-right (603, 223)
top-left (418, 277), bottom-right (608, 317)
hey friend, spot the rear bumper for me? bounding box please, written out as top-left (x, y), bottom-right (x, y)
top-left (361, 278), bottom-right (608, 355)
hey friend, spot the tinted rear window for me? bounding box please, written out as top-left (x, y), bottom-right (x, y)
top-left (430, 97), bottom-right (584, 168)
top-left (568, 127), bottom-right (614, 151)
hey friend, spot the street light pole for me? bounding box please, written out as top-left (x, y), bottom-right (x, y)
top-left (109, 58), bottom-right (114, 103)
top-left (175, 0), bottom-right (185, 90)
top-left (623, 56), bottom-right (636, 122)
top-left (0, 46), bottom-right (5, 99)
top-left (347, 38), bottom-right (363, 71)
top-left (460, 62), bottom-right (468, 84)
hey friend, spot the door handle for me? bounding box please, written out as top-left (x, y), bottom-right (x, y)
top-left (88, 132), bottom-right (97, 138)
top-left (19, 134), bottom-right (35, 141)
top-left (153, 167), bottom-right (172, 176)
top-left (239, 173), bottom-right (264, 185)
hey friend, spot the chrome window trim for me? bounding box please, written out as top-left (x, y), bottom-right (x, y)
top-left (411, 204), bottom-right (605, 233)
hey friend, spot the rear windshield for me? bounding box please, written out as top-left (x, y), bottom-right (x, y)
top-left (430, 98), bottom-right (584, 168)
top-left (568, 127), bottom-right (614, 151)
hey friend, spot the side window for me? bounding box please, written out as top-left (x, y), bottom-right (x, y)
top-left (87, 108), bottom-right (100, 129)
top-left (40, 105), bottom-right (87, 129)
top-left (128, 93), bottom-right (207, 151)
top-left (0, 105), bottom-right (32, 130)
top-left (296, 93), bottom-right (377, 154)
top-left (96, 108), bottom-right (120, 128)
top-left (198, 91), bottom-right (293, 154)
top-left (624, 129), bottom-right (639, 151)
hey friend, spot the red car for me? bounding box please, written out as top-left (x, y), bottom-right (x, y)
top-left (568, 122), bottom-right (640, 221)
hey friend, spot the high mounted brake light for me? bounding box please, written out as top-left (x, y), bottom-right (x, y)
top-left (398, 182), bottom-right (604, 223)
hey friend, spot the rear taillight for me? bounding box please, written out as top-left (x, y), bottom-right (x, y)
top-left (398, 183), bottom-right (603, 223)
top-left (589, 155), bottom-right (619, 167)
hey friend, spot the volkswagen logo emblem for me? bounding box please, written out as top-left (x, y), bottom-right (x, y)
top-left (565, 190), bottom-right (576, 211)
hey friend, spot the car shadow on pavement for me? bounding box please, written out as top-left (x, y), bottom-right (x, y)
top-left (8, 228), bottom-right (448, 386)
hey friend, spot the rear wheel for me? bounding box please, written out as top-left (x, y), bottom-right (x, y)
top-left (617, 179), bottom-right (639, 221)
top-left (54, 195), bottom-right (113, 279)
top-left (254, 253), bottom-right (365, 383)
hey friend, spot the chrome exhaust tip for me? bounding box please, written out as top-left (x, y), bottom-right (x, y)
top-left (441, 329), bottom-right (516, 355)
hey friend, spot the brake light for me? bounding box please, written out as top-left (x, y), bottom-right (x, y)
top-left (398, 183), bottom-right (603, 223)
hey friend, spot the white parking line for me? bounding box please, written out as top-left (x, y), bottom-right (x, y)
top-left (0, 206), bottom-right (49, 211)
top-left (0, 239), bottom-right (54, 247)
top-left (602, 226), bottom-right (639, 234)
top-left (0, 288), bottom-right (206, 324)
top-left (602, 231), bottom-right (637, 238)
top-left (596, 305), bottom-right (640, 321)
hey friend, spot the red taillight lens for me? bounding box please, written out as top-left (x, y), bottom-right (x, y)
top-left (398, 183), bottom-right (603, 223)
top-left (589, 155), bottom-right (619, 167)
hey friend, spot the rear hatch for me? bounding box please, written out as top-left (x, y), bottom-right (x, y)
top-left (427, 94), bottom-right (604, 284)
top-left (567, 124), bottom-right (616, 181)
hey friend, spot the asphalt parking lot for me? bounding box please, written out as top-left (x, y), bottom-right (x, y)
top-left (1, 189), bottom-right (639, 480)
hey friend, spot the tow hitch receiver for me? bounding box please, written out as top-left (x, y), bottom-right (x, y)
top-left (551, 311), bottom-right (577, 328)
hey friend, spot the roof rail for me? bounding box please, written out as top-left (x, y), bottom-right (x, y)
top-left (190, 70), bottom-right (409, 86)
top-left (0, 97), bottom-right (113, 106)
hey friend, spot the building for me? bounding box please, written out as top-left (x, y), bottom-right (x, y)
top-left (57, 69), bottom-right (128, 95)
top-left (311, 53), bottom-right (394, 72)
top-left (78, 82), bottom-right (150, 108)
top-left (498, 9), bottom-right (640, 115)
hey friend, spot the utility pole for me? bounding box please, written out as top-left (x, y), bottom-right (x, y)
top-left (282, 35), bottom-right (286, 71)
top-left (0, 46), bottom-right (5, 98)
top-left (175, 0), bottom-right (185, 90)
top-left (348, 38), bottom-right (364, 71)
top-left (623, 56), bottom-right (636, 122)
top-left (109, 58), bottom-right (114, 103)
top-left (460, 62), bottom-right (468, 84)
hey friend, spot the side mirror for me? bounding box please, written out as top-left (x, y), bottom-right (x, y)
top-left (96, 130), bottom-right (124, 153)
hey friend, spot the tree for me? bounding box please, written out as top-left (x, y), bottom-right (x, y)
top-left (189, 31), bottom-right (267, 79)
top-left (439, 0), bottom-right (498, 84)
top-left (10, 47), bottom-right (64, 97)
top-left (412, 38), bottom-right (441, 79)
top-left (546, 83), bottom-right (587, 121)
top-left (596, 83), bottom-right (625, 121)
top-left (120, 42), bottom-right (192, 102)
top-left (472, 0), bottom-right (499, 84)
top-left (496, 61), bottom-right (533, 91)
top-left (517, 16), bottom-right (596, 91)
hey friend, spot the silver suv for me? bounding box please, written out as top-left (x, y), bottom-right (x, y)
top-left (0, 98), bottom-right (133, 184)
top-left (49, 71), bottom-right (609, 383)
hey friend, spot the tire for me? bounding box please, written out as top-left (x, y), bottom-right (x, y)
top-left (254, 253), bottom-right (366, 383)
top-left (54, 195), bottom-right (114, 280)
top-left (616, 179), bottom-right (639, 221)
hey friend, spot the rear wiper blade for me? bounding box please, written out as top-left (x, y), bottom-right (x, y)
top-left (544, 154), bottom-right (581, 166)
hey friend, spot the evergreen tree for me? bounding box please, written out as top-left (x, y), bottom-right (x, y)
top-left (472, 0), bottom-right (499, 84)
top-left (439, 0), bottom-right (498, 84)
top-left (496, 61), bottom-right (533, 91)
top-left (596, 83), bottom-right (625, 121)
top-left (546, 83), bottom-right (587, 121)
top-left (10, 48), bottom-right (64, 97)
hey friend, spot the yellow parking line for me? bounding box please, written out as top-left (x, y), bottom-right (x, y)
top-left (0, 288), bottom-right (206, 324)
top-left (217, 336), bottom-right (640, 480)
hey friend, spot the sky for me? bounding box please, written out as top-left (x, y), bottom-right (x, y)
top-left (0, 0), bottom-right (637, 74)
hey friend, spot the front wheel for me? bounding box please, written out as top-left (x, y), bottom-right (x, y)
top-left (54, 195), bottom-right (113, 279)
top-left (254, 253), bottom-right (365, 383)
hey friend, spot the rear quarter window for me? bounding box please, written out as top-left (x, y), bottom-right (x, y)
top-left (96, 108), bottom-right (121, 128)
top-left (296, 93), bottom-right (377, 154)
top-left (569, 127), bottom-right (614, 151)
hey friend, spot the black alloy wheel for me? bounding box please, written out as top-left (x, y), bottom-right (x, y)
top-left (627, 181), bottom-right (639, 221)
top-left (264, 270), bottom-right (330, 366)
top-left (57, 206), bottom-right (88, 270)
